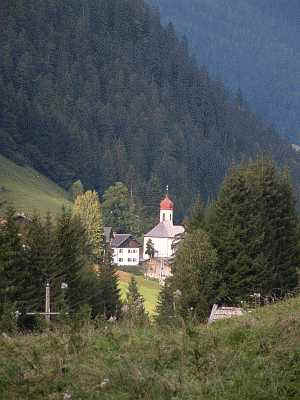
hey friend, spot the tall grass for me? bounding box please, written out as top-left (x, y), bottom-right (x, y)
top-left (1, 296), bottom-right (299, 399)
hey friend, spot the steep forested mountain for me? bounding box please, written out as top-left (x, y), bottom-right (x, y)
top-left (149, 0), bottom-right (300, 139)
top-left (0, 0), bottom-right (299, 220)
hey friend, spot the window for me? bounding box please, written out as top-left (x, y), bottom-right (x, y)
top-left (170, 214), bottom-right (172, 221)
top-left (163, 213), bottom-right (165, 221)
top-left (119, 249), bottom-right (123, 253)
top-left (128, 249), bottom-right (131, 253)
top-left (118, 258), bottom-right (123, 263)
top-left (133, 258), bottom-right (137, 262)
top-left (128, 258), bottom-right (132, 262)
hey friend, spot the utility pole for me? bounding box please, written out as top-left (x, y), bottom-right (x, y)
top-left (45, 282), bottom-right (50, 323)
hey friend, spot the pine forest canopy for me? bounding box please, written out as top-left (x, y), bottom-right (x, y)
top-left (149, 0), bottom-right (300, 140)
top-left (1, 0), bottom-right (300, 221)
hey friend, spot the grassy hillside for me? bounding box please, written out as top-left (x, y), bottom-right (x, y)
top-left (0, 296), bottom-right (299, 399)
top-left (117, 269), bottom-right (160, 315)
top-left (0, 154), bottom-right (72, 216)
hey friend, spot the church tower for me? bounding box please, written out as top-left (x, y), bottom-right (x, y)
top-left (160, 194), bottom-right (174, 224)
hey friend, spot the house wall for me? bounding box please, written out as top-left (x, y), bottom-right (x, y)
top-left (113, 247), bottom-right (140, 266)
top-left (143, 236), bottom-right (173, 259)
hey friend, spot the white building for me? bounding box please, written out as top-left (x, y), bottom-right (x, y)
top-left (111, 234), bottom-right (142, 266)
top-left (143, 194), bottom-right (184, 260)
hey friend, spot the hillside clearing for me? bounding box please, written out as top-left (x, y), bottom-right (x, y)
top-left (117, 269), bottom-right (160, 314)
top-left (0, 155), bottom-right (72, 216)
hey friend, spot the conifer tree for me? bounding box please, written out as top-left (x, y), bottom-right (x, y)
top-left (95, 248), bottom-right (122, 319)
top-left (0, 208), bottom-right (27, 314)
top-left (184, 194), bottom-right (206, 233)
top-left (145, 238), bottom-right (155, 258)
top-left (209, 157), bottom-right (299, 303)
top-left (125, 276), bottom-right (147, 324)
top-left (170, 229), bottom-right (219, 321)
top-left (155, 277), bottom-right (175, 325)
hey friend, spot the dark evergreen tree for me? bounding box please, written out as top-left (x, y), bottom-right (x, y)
top-left (170, 229), bottom-right (219, 321)
top-left (0, 208), bottom-right (27, 313)
top-left (155, 277), bottom-right (175, 325)
top-left (145, 238), bottom-right (155, 258)
top-left (94, 245), bottom-right (122, 319)
top-left (209, 157), bottom-right (299, 304)
top-left (124, 276), bottom-right (148, 324)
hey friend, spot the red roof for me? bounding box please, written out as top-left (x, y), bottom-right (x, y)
top-left (160, 194), bottom-right (174, 210)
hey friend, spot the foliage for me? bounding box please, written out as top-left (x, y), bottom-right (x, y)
top-left (0, 296), bottom-right (300, 399)
top-left (184, 194), bottom-right (206, 232)
top-left (124, 276), bottom-right (148, 324)
top-left (103, 182), bottom-right (131, 233)
top-left (73, 190), bottom-right (105, 262)
top-left (209, 156), bottom-right (299, 304)
top-left (0, 206), bottom-right (120, 327)
top-left (118, 270), bottom-right (160, 315)
top-left (169, 229), bottom-right (219, 321)
top-left (145, 238), bottom-right (155, 258)
top-left (69, 179), bottom-right (84, 200)
top-left (1, 0), bottom-right (299, 221)
top-left (155, 277), bottom-right (175, 325)
top-left (95, 250), bottom-right (122, 319)
top-left (150, 0), bottom-right (300, 137)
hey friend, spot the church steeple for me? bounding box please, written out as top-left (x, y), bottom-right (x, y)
top-left (160, 191), bottom-right (174, 224)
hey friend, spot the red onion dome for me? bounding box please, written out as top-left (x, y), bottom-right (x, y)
top-left (160, 194), bottom-right (174, 210)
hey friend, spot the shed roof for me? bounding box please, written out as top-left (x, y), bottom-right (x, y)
top-left (208, 304), bottom-right (245, 324)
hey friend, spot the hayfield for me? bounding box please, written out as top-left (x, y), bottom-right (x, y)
top-left (0, 154), bottom-right (72, 216)
top-left (1, 296), bottom-right (299, 399)
top-left (117, 269), bottom-right (160, 314)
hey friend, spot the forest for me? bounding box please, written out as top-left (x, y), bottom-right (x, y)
top-left (1, 0), bottom-right (300, 221)
top-left (150, 0), bottom-right (300, 139)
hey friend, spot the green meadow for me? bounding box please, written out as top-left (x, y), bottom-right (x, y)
top-left (117, 269), bottom-right (160, 314)
top-left (1, 296), bottom-right (299, 399)
top-left (0, 154), bottom-right (72, 216)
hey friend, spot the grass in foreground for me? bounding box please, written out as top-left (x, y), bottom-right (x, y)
top-left (117, 269), bottom-right (160, 314)
top-left (0, 296), bottom-right (299, 400)
top-left (0, 154), bottom-right (72, 216)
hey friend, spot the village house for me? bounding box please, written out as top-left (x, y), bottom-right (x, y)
top-left (111, 233), bottom-right (142, 267)
top-left (143, 193), bottom-right (184, 282)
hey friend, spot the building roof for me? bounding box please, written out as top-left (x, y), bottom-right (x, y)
top-left (160, 194), bottom-right (174, 210)
top-left (111, 234), bottom-right (131, 248)
top-left (144, 221), bottom-right (184, 238)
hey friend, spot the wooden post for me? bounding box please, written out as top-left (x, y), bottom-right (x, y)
top-left (45, 282), bottom-right (50, 323)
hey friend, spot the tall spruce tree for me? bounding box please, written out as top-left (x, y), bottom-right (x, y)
top-left (170, 229), bottom-right (219, 321)
top-left (95, 247), bottom-right (121, 319)
top-left (125, 276), bottom-right (148, 324)
top-left (209, 156), bottom-right (299, 303)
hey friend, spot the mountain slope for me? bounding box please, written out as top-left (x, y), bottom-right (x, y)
top-left (0, 154), bottom-right (72, 216)
top-left (0, 0), bottom-right (299, 220)
top-left (149, 0), bottom-right (300, 139)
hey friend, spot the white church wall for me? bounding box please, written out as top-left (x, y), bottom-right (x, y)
top-left (143, 236), bottom-right (173, 259)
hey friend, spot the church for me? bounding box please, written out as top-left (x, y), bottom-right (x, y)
top-left (143, 193), bottom-right (184, 281)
